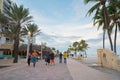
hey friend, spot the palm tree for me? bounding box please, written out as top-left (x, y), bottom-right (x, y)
top-left (2, 25), bottom-right (24, 57)
top-left (67, 45), bottom-right (72, 54)
top-left (108, 1), bottom-right (120, 54)
top-left (0, 11), bottom-right (9, 35)
top-left (79, 40), bottom-right (89, 58)
top-left (2, 25), bottom-right (17, 40)
top-left (67, 45), bottom-right (74, 56)
top-left (73, 41), bottom-right (79, 56)
top-left (84, 0), bottom-right (113, 51)
top-left (4, 3), bottom-right (33, 63)
top-left (68, 40), bottom-right (89, 57)
top-left (22, 23), bottom-right (40, 54)
top-left (56, 50), bottom-right (60, 54)
top-left (93, 9), bottom-right (106, 48)
top-left (0, 11), bottom-right (8, 25)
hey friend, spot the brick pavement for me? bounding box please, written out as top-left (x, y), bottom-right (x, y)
top-left (0, 58), bottom-right (73, 80)
top-left (0, 58), bottom-right (120, 80)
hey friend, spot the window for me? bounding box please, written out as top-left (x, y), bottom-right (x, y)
top-left (6, 38), bottom-right (13, 44)
top-left (6, 38), bottom-right (10, 43)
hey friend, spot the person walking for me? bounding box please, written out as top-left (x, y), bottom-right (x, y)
top-left (45, 52), bottom-right (50, 65)
top-left (31, 50), bottom-right (38, 67)
top-left (50, 51), bottom-right (55, 65)
top-left (63, 51), bottom-right (67, 63)
top-left (59, 52), bottom-right (62, 63)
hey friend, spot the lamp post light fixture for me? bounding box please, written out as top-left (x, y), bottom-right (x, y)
top-left (40, 42), bottom-right (46, 59)
top-left (26, 31), bottom-right (31, 61)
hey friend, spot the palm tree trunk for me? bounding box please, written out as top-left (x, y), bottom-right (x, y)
top-left (107, 30), bottom-right (113, 51)
top-left (13, 37), bottom-right (19, 63)
top-left (13, 26), bottom-right (20, 63)
top-left (29, 35), bottom-right (33, 54)
top-left (114, 23), bottom-right (117, 54)
top-left (103, 29), bottom-right (105, 48)
top-left (103, 4), bottom-right (113, 51)
top-left (29, 43), bottom-right (32, 54)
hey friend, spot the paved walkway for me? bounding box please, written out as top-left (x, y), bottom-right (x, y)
top-left (67, 58), bottom-right (120, 80)
top-left (0, 58), bottom-right (120, 80)
top-left (0, 58), bottom-right (73, 80)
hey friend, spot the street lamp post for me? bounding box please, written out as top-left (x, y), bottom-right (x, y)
top-left (40, 42), bottom-right (46, 59)
top-left (26, 31), bottom-right (31, 61)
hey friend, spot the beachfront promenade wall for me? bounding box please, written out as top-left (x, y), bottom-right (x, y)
top-left (97, 49), bottom-right (120, 71)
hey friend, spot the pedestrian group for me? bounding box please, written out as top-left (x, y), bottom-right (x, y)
top-left (27, 50), bottom-right (68, 67)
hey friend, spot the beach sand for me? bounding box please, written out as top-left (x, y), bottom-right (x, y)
top-left (83, 56), bottom-right (98, 65)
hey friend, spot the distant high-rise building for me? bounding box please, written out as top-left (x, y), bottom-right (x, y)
top-left (0, 0), bottom-right (36, 56)
top-left (0, 0), bottom-right (13, 43)
top-left (0, 0), bottom-right (3, 12)
top-left (0, 0), bottom-right (13, 55)
top-left (0, 0), bottom-right (12, 12)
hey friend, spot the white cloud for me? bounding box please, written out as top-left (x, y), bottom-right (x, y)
top-left (14, 0), bottom-right (120, 54)
top-left (29, 8), bottom-right (119, 53)
top-left (35, 19), bottom-right (104, 52)
top-left (41, 22), bottom-right (101, 40)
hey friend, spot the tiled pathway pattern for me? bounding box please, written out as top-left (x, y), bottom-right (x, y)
top-left (0, 58), bottom-right (120, 80)
top-left (0, 58), bottom-right (73, 80)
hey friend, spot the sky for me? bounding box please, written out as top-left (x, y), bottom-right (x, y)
top-left (13, 0), bottom-right (120, 55)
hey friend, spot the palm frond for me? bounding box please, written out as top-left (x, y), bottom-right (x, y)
top-left (84, 0), bottom-right (98, 4)
top-left (4, 3), bottom-right (33, 26)
top-left (86, 2), bottom-right (101, 16)
top-left (22, 23), bottom-right (41, 37)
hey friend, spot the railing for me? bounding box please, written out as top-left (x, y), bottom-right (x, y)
top-left (0, 55), bottom-right (12, 59)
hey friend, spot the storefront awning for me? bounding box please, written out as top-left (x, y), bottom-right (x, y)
top-left (0, 49), bottom-right (10, 51)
